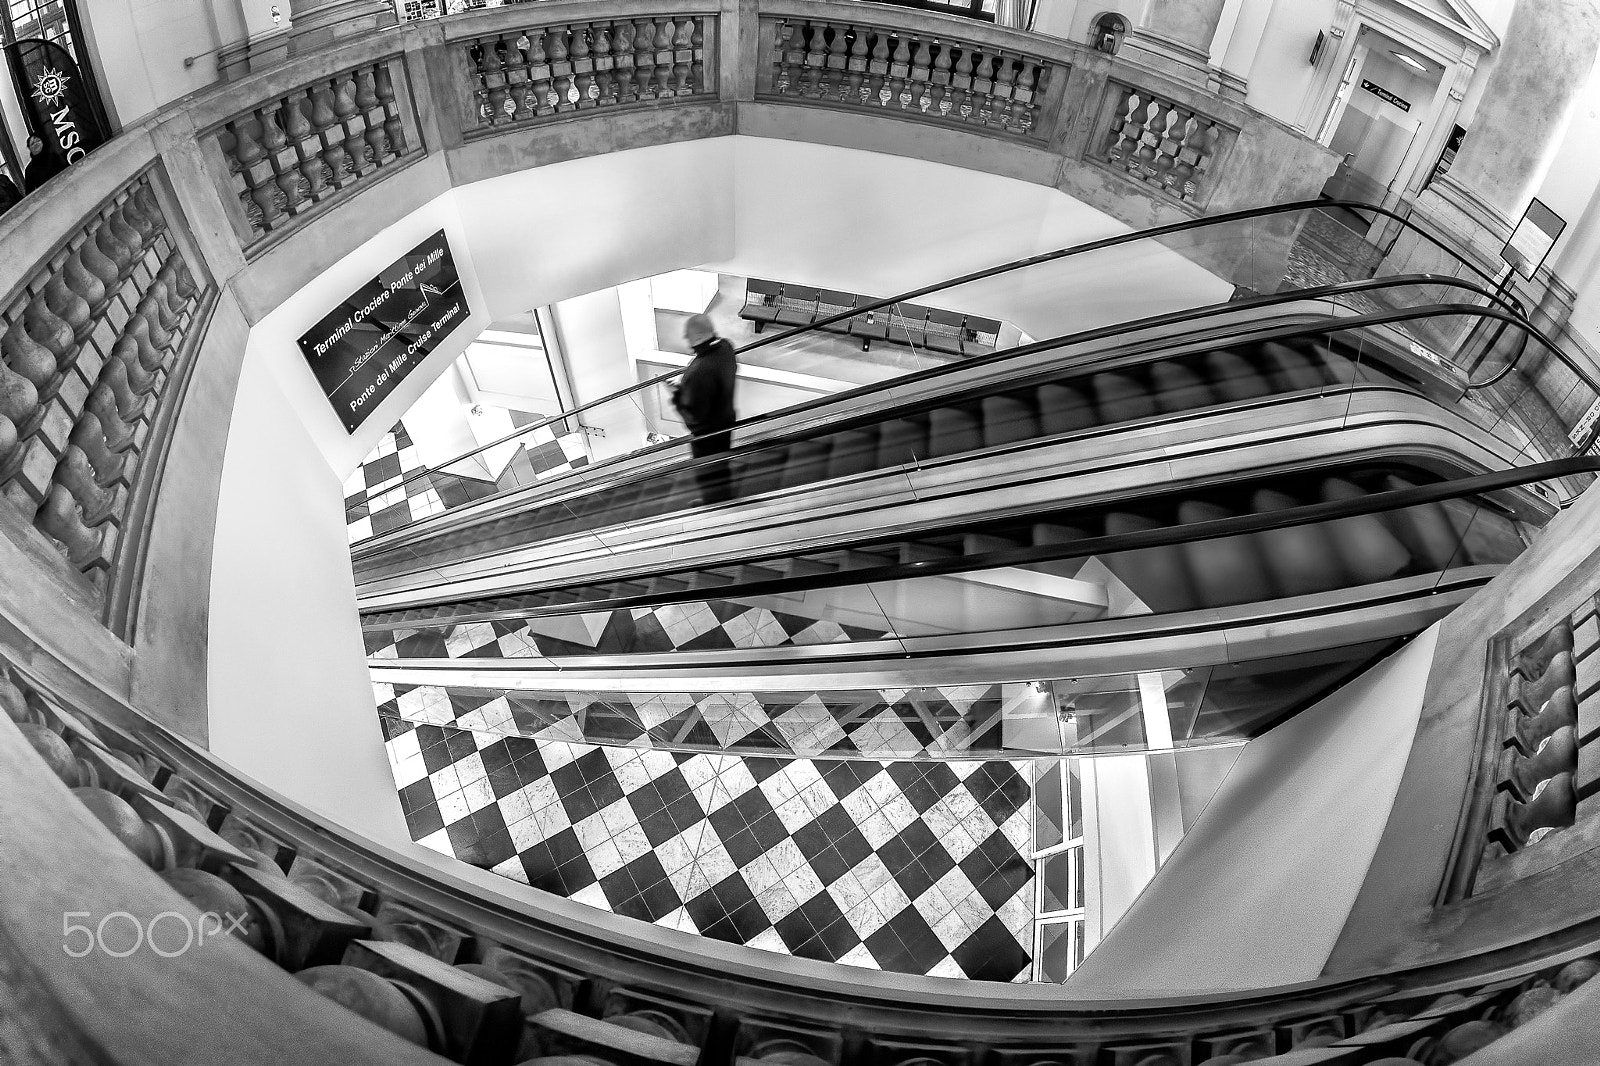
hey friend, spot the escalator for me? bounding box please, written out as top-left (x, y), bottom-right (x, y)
top-left (361, 457), bottom-right (1550, 641)
top-left (355, 290), bottom-right (1536, 591)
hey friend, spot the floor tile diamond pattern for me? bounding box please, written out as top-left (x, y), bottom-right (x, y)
top-left (383, 715), bottom-right (1033, 982)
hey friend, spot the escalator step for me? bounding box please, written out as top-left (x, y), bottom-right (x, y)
top-left (1174, 500), bottom-right (1277, 606)
top-left (901, 541), bottom-right (959, 564)
top-left (1031, 522), bottom-right (1090, 546)
top-left (736, 564), bottom-right (786, 585)
top-left (980, 394), bottom-right (1041, 448)
top-left (1038, 382), bottom-right (1097, 435)
top-left (1317, 346), bottom-right (1369, 387)
top-left (928, 406), bottom-right (984, 458)
top-left (780, 439), bottom-right (833, 490)
top-left (1258, 341), bottom-right (1327, 392)
top-left (737, 449), bottom-right (789, 497)
top-left (826, 429), bottom-right (879, 481)
top-left (877, 417), bottom-right (928, 468)
top-left (648, 576), bottom-right (693, 595)
top-left (963, 532), bottom-right (1021, 556)
top-left (1250, 488), bottom-right (1346, 596)
top-left (1150, 360), bottom-right (1217, 414)
top-left (1092, 370), bottom-right (1157, 424)
top-left (1379, 474), bottom-right (1464, 571)
top-left (784, 556), bottom-right (842, 578)
top-left (1204, 349), bottom-right (1272, 402)
top-left (1100, 511), bottom-right (1197, 613)
top-left (1320, 477), bottom-right (1412, 583)
top-left (844, 548), bottom-right (898, 571)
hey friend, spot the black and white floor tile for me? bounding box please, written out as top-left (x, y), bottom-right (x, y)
top-left (365, 598), bottom-right (892, 663)
top-left (374, 681), bottom-right (1009, 759)
top-left (346, 419), bottom-right (590, 543)
top-left (382, 715), bottom-right (1035, 981)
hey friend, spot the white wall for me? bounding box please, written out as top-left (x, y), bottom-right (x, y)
top-left (1063, 625), bottom-right (1440, 995)
top-left (1246, 0), bottom-right (1336, 129)
top-left (208, 352), bottom-right (409, 846)
top-left (81, 0), bottom-right (226, 124)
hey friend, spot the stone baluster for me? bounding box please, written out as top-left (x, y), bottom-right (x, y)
top-left (354, 63), bottom-right (379, 113)
top-left (523, 30), bottom-right (553, 114)
top-left (69, 413), bottom-right (127, 487)
top-left (375, 63), bottom-right (406, 153)
top-left (226, 116), bottom-right (265, 176)
top-left (94, 208), bottom-right (138, 282)
top-left (285, 91), bottom-right (326, 202)
top-left (888, 33), bottom-right (911, 108)
top-left (1184, 120), bottom-right (1218, 200)
top-left (547, 26), bottom-right (573, 108)
top-left (25, 293), bottom-right (76, 378)
top-left (363, 86), bottom-right (391, 165)
top-left (468, 40), bottom-right (490, 124)
top-left (864, 29), bottom-right (889, 106)
top-left (119, 191), bottom-right (159, 250)
top-left (313, 82), bottom-right (350, 189)
top-left (2, 317), bottom-right (55, 390)
top-left (652, 19), bottom-right (674, 99)
top-left (992, 54), bottom-right (1017, 128)
top-left (55, 446), bottom-right (124, 527)
top-left (484, 40), bottom-right (510, 122)
top-left (77, 229), bottom-right (121, 296)
top-left (774, 21), bottom-right (799, 94)
top-left (1106, 89), bottom-right (1139, 164)
top-left (61, 247), bottom-right (106, 317)
top-left (612, 22), bottom-right (636, 103)
top-left (110, 336), bottom-right (156, 397)
top-left (133, 186), bottom-right (167, 238)
top-left (951, 46), bottom-right (976, 118)
top-left (42, 272), bottom-right (92, 341)
top-left (106, 208), bottom-right (145, 266)
top-left (1507, 726), bottom-right (1579, 802)
top-left (671, 18), bottom-right (694, 96)
top-left (36, 483), bottom-right (110, 571)
top-left (136, 290), bottom-right (176, 352)
top-left (845, 26), bottom-right (869, 103)
top-left (972, 51), bottom-right (997, 124)
top-left (1496, 773), bottom-right (1578, 850)
top-left (593, 25), bottom-right (615, 105)
top-left (335, 76), bottom-right (367, 177)
top-left (1151, 107), bottom-right (1180, 190)
top-left (823, 22), bottom-right (848, 100)
top-left (87, 384), bottom-right (137, 453)
top-left (0, 359), bottom-right (37, 471)
top-left (690, 19), bottom-right (704, 92)
top-left (99, 356), bottom-right (150, 426)
top-left (1012, 61), bottom-right (1039, 131)
top-left (1511, 689), bottom-right (1578, 755)
top-left (909, 38), bottom-right (933, 110)
top-left (634, 18), bottom-right (658, 99)
top-left (263, 102), bottom-right (307, 215)
top-left (572, 27), bottom-right (597, 106)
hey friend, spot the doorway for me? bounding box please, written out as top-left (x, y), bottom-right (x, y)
top-left (1318, 27), bottom-right (1444, 227)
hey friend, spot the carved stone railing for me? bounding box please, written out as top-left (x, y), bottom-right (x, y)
top-left (758, 14), bottom-right (1056, 139)
top-left (209, 54), bottom-right (420, 248)
top-left (463, 14), bottom-right (718, 131)
top-left (5, 648), bottom-right (1600, 1065)
top-left (0, 169), bottom-right (207, 595)
top-left (1094, 79), bottom-right (1234, 208)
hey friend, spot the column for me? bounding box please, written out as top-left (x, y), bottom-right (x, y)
top-left (1426, 0), bottom-right (1600, 244)
top-left (1120, 0), bottom-right (1229, 88)
top-left (286, 0), bottom-right (396, 55)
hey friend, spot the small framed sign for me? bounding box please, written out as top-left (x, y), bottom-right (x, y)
top-left (298, 230), bottom-right (470, 433)
top-left (1501, 198), bottom-right (1566, 281)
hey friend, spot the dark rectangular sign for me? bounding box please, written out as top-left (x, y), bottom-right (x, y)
top-left (7, 38), bottom-right (110, 166)
top-left (298, 230), bottom-right (468, 432)
top-left (1360, 79), bottom-right (1410, 112)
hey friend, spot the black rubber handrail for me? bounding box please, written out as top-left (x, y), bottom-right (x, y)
top-left (360, 456), bottom-right (1593, 629)
top-left (355, 272), bottom-right (1523, 558)
top-left (362, 198), bottom-right (1502, 511)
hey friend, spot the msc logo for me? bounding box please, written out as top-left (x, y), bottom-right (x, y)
top-left (30, 66), bottom-right (69, 108)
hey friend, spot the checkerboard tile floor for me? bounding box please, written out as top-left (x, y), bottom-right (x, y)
top-left (374, 681), bottom-right (1008, 759)
top-left (365, 601), bottom-right (892, 663)
top-left (383, 714), bottom-right (1035, 981)
top-left (346, 419), bottom-right (591, 543)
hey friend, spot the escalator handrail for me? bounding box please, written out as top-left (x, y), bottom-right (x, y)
top-left (361, 456), bottom-right (1597, 626)
top-left (357, 272), bottom-right (1522, 547)
top-left (363, 198), bottom-right (1503, 509)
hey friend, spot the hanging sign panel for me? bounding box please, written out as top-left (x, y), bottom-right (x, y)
top-left (1360, 79), bottom-right (1411, 112)
top-left (298, 229), bottom-right (470, 433)
top-left (1502, 198), bottom-right (1566, 281)
top-left (6, 38), bottom-right (110, 166)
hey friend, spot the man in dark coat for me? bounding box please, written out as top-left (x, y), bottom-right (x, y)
top-left (672, 313), bottom-right (738, 503)
top-left (23, 135), bottom-right (67, 193)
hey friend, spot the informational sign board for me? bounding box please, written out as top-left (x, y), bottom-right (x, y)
top-left (1571, 396), bottom-right (1600, 449)
top-left (1360, 79), bottom-right (1411, 112)
top-left (1502, 198), bottom-right (1566, 281)
top-left (298, 230), bottom-right (469, 432)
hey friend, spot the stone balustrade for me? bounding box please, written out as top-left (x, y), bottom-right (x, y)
top-left (0, 171), bottom-right (204, 589)
top-left (1097, 80), bottom-right (1232, 208)
top-left (464, 15), bottom-right (717, 130)
top-left (759, 15), bottom-right (1056, 139)
top-left (212, 55), bottom-right (417, 246)
top-left (4, 646), bottom-right (1600, 1065)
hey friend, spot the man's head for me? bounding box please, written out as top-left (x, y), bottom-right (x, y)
top-left (26, 136), bottom-right (43, 157)
top-left (684, 313), bottom-right (716, 348)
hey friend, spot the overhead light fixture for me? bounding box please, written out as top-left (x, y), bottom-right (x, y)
top-left (1390, 50), bottom-right (1428, 74)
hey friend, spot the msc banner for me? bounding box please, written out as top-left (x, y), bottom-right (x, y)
top-left (6, 38), bottom-right (109, 165)
top-left (298, 230), bottom-right (469, 432)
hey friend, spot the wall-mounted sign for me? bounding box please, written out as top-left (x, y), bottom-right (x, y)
top-left (1310, 30), bottom-right (1327, 65)
top-left (298, 229), bottom-right (469, 433)
top-left (1360, 79), bottom-right (1411, 112)
top-left (6, 38), bottom-right (110, 168)
top-left (1502, 197), bottom-right (1566, 281)
top-left (1427, 123), bottom-right (1467, 189)
top-left (1570, 396), bottom-right (1600, 449)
